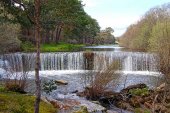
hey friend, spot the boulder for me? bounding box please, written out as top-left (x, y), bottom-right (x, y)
top-left (55, 80), bottom-right (68, 85)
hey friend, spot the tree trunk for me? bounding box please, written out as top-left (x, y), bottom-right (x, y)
top-left (34, 0), bottom-right (41, 113)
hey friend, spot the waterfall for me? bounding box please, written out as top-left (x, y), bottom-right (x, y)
top-left (0, 52), bottom-right (158, 72)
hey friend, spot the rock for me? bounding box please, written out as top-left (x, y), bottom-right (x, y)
top-left (41, 96), bottom-right (51, 104)
top-left (71, 90), bottom-right (78, 93)
top-left (76, 91), bottom-right (86, 97)
top-left (157, 83), bottom-right (166, 90)
top-left (156, 83), bottom-right (166, 92)
top-left (78, 99), bottom-right (107, 112)
top-left (55, 80), bottom-right (68, 85)
top-left (107, 110), bottom-right (118, 113)
top-left (49, 99), bottom-right (71, 110)
top-left (46, 97), bottom-right (80, 110)
top-left (121, 83), bottom-right (147, 94)
top-left (72, 106), bottom-right (88, 113)
top-left (85, 85), bottom-right (92, 90)
top-left (92, 101), bottom-right (100, 105)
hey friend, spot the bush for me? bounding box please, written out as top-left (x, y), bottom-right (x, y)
top-left (5, 80), bottom-right (26, 93)
top-left (84, 59), bottom-right (120, 100)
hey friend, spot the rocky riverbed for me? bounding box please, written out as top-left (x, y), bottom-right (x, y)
top-left (42, 82), bottom-right (170, 113)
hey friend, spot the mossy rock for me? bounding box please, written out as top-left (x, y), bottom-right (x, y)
top-left (72, 106), bottom-right (88, 113)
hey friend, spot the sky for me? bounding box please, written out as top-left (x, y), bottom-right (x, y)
top-left (82, 0), bottom-right (170, 37)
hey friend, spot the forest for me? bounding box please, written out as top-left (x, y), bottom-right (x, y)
top-left (0, 0), bottom-right (115, 53)
top-left (119, 3), bottom-right (170, 76)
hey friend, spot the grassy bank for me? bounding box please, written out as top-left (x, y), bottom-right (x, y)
top-left (21, 42), bottom-right (85, 52)
top-left (0, 87), bottom-right (57, 113)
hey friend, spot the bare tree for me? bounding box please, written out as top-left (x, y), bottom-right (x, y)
top-left (34, 0), bottom-right (41, 113)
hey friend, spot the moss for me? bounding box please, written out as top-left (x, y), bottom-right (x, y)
top-left (0, 91), bottom-right (57, 113)
top-left (134, 108), bottom-right (151, 113)
top-left (129, 88), bottom-right (149, 96)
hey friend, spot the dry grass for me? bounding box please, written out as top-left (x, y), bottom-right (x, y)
top-left (85, 56), bottom-right (120, 99)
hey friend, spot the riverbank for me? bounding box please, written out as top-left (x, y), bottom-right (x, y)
top-left (0, 86), bottom-right (57, 113)
top-left (21, 42), bottom-right (85, 52)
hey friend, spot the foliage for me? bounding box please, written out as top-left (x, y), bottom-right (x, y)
top-left (0, 91), bottom-right (57, 113)
top-left (119, 3), bottom-right (170, 51)
top-left (43, 80), bottom-right (57, 94)
top-left (119, 3), bottom-right (170, 76)
top-left (0, 22), bottom-right (21, 53)
top-left (94, 27), bottom-right (115, 45)
top-left (21, 41), bottom-right (35, 52)
top-left (129, 88), bottom-right (149, 96)
top-left (0, 0), bottom-right (100, 45)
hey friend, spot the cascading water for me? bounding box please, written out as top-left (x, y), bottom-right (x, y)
top-left (0, 52), bottom-right (158, 73)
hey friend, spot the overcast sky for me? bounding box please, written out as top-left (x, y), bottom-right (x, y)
top-left (82, 0), bottom-right (170, 37)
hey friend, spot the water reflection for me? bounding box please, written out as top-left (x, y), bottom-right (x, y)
top-left (84, 45), bottom-right (123, 52)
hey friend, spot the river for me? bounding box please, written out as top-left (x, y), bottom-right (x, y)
top-left (0, 45), bottom-right (164, 112)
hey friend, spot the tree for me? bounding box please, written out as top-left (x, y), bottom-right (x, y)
top-left (94, 27), bottom-right (115, 44)
top-left (34, 0), bottom-right (41, 113)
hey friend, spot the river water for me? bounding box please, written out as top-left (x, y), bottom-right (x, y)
top-left (0, 45), bottom-right (165, 112)
top-left (0, 45), bottom-right (164, 93)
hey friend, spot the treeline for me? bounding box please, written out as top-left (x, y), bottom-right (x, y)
top-left (119, 3), bottom-right (170, 75)
top-left (0, 0), bottom-right (115, 52)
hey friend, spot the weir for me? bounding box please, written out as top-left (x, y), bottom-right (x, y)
top-left (0, 52), bottom-right (158, 73)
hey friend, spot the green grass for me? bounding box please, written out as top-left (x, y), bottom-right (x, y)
top-left (21, 42), bottom-right (85, 52)
top-left (40, 43), bottom-right (84, 52)
top-left (0, 86), bottom-right (57, 113)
